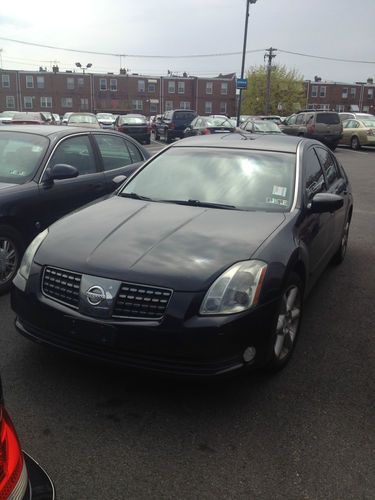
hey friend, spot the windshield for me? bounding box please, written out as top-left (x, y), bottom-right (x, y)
top-left (361, 120), bottom-right (375, 127)
top-left (0, 132), bottom-right (48, 184)
top-left (207, 118), bottom-right (233, 127)
top-left (252, 122), bottom-right (281, 132)
top-left (97, 114), bottom-right (114, 120)
top-left (121, 147), bottom-right (296, 212)
top-left (120, 117), bottom-right (147, 125)
top-left (69, 114), bottom-right (97, 124)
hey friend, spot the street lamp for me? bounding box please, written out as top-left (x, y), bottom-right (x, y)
top-left (236, 0), bottom-right (258, 126)
top-left (75, 62), bottom-right (92, 74)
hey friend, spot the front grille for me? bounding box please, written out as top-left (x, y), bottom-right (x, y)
top-left (42, 267), bottom-right (82, 308)
top-left (113, 283), bottom-right (172, 319)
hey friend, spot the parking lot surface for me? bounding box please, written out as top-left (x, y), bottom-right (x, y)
top-left (0, 145), bottom-right (374, 499)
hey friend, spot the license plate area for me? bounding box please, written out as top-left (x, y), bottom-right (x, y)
top-left (64, 316), bottom-right (117, 346)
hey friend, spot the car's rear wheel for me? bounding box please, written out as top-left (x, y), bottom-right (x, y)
top-left (351, 136), bottom-right (361, 150)
top-left (264, 273), bottom-right (303, 372)
top-left (154, 130), bottom-right (160, 141)
top-left (0, 226), bottom-right (23, 295)
top-left (331, 217), bottom-right (350, 265)
top-left (165, 130), bottom-right (172, 144)
top-left (328, 142), bottom-right (338, 151)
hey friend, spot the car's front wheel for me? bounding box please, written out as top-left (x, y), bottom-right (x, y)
top-left (331, 217), bottom-right (351, 265)
top-left (0, 225), bottom-right (23, 295)
top-left (351, 136), bottom-right (361, 150)
top-left (264, 273), bottom-right (303, 372)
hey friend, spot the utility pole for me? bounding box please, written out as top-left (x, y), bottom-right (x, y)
top-left (264, 47), bottom-right (277, 115)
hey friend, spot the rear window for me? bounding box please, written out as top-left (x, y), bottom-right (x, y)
top-left (120, 117), bottom-right (147, 125)
top-left (316, 113), bottom-right (340, 125)
top-left (173, 111), bottom-right (196, 121)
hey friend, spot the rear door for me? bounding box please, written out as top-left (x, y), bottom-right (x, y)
top-left (315, 113), bottom-right (342, 141)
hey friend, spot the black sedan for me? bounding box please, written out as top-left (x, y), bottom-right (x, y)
top-left (184, 116), bottom-right (235, 137)
top-left (0, 125), bottom-right (150, 293)
top-left (0, 373), bottom-right (55, 499)
top-left (11, 135), bottom-right (353, 376)
top-left (115, 114), bottom-right (151, 144)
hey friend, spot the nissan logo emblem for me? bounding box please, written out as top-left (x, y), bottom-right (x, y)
top-left (86, 286), bottom-right (106, 306)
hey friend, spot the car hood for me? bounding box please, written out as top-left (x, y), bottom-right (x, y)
top-left (0, 181), bottom-right (17, 191)
top-left (36, 197), bottom-right (285, 291)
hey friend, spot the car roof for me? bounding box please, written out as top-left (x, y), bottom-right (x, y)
top-left (171, 133), bottom-right (309, 153)
top-left (0, 124), bottom-right (120, 138)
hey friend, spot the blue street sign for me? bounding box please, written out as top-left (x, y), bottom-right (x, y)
top-left (236, 78), bottom-right (248, 90)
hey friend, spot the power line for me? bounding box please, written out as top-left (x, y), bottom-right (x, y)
top-left (278, 49), bottom-right (375, 64)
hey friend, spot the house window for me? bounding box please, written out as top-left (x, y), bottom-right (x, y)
top-left (220, 102), bottom-right (227, 114)
top-left (24, 96), bottom-right (34, 109)
top-left (168, 81), bottom-right (175, 93)
top-left (368, 88), bottom-right (374, 99)
top-left (100, 79), bottom-right (107, 91)
top-left (319, 86), bottom-right (326, 97)
top-left (148, 83), bottom-right (156, 93)
top-left (2, 75), bottom-right (10, 88)
top-left (61, 97), bottom-right (73, 108)
top-left (350, 87), bottom-right (356, 98)
top-left (40, 96), bottom-right (52, 108)
top-left (311, 85), bottom-right (318, 97)
top-left (132, 99), bottom-right (143, 111)
top-left (110, 79), bottom-right (117, 91)
top-left (342, 88), bottom-right (348, 98)
top-left (67, 78), bottom-right (74, 90)
top-left (37, 76), bottom-right (45, 89)
top-left (178, 82), bottom-right (185, 94)
top-left (206, 82), bottom-right (213, 95)
top-left (77, 78), bottom-right (84, 88)
top-left (180, 101), bottom-right (190, 110)
top-left (150, 102), bottom-right (158, 113)
top-left (138, 80), bottom-right (145, 92)
top-left (80, 98), bottom-right (89, 110)
top-left (205, 101), bottom-right (212, 114)
top-left (220, 82), bottom-right (228, 95)
top-left (165, 100), bottom-right (173, 111)
top-left (26, 76), bottom-right (34, 88)
top-left (5, 96), bottom-right (15, 108)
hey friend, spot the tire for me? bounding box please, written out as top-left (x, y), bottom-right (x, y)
top-left (331, 217), bottom-right (350, 265)
top-left (0, 225), bottom-right (23, 295)
top-left (328, 142), bottom-right (338, 151)
top-left (350, 136), bottom-right (361, 150)
top-left (165, 130), bottom-right (172, 144)
top-left (154, 130), bottom-right (160, 141)
top-left (145, 136), bottom-right (151, 145)
top-left (264, 272), bottom-right (304, 372)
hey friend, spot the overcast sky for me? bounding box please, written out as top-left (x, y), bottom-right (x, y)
top-left (0, 0), bottom-right (374, 83)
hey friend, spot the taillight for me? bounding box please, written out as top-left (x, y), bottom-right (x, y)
top-left (168, 123), bottom-right (175, 129)
top-left (0, 405), bottom-right (27, 500)
top-left (366, 129), bottom-right (374, 136)
top-left (307, 124), bottom-right (315, 134)
top-left (203, 128), bottom-right (210, 135)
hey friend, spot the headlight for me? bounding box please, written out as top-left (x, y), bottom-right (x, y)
top-left (18, 229), bottom-right (48, 280)
top-left (200, 260), bottom-right (267, 315)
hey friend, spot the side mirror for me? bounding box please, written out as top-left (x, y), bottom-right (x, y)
top-left (45, 164), bottom-right (79, 181)
top-left (112, 174), bottom-right (127, 185)
top-left (308, 193), bottom-right (344, 213)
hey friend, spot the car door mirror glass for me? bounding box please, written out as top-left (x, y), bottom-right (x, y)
top-left (308, 193), bottom-right (344, 213)
top-left (48, 163), bottom-right (79, 181)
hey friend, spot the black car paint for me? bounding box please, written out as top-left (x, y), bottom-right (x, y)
top-left (11, 135), bottom-right (353, 376)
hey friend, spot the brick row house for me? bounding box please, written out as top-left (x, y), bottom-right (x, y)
top-left (304, 77), bottom-right (375, 114)
top-left (0, 68), bottom-right (237, 117)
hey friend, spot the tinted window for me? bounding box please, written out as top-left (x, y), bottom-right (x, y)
top-left (95, 135), bottom-right (133, 171)
top-left (120, 117), bottom-right (147, 125)
top-left (304, 148), bottom-right (325, 200)
top-left (0, 132), bottom-right (48, 184)
top-left (126, 141), bottom-right (143, 163)
top-left (49, 136), bottom-right (96, 175)
top-left (314, 147), bottom-right (340, 186)
top-left (316, 113), bottom-right (340, 124)
top-left (172, 111), bottom-right (196, 121)
top-left (122, 148), bottom-right (296, 211)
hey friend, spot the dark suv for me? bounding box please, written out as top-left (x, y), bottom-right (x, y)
top-left (281, 110), bottom-right (342, 150)
top-left (154, 109), bottom-right (197, 143)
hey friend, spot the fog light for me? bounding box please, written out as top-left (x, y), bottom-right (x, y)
top-left (243, 346), bottom-right (256, 363)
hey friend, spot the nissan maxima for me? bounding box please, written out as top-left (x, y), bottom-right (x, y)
top-left (11, 135), bottom-right (353, 376)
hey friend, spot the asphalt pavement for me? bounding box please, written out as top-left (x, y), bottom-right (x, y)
top-left (0, 144), bottom-right (374, 500)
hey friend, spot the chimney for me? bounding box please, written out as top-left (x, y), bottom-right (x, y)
top-left (367, 78), bottom-right (374, 84)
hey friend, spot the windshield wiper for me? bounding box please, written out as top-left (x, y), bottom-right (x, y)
top-left (160, 199), bottom-right (237, 210)
top-left (119, 192), bottom-right (153, 201)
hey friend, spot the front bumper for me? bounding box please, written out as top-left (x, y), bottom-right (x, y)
top-left (11, 268), bottom-right (280, 377)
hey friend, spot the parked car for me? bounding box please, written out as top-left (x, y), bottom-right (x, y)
top-left (0, 111), bottom-right (18, 124)
top-left (0, 125), bottom-right (150, 293)
top-left (340, 117), bottom-right (375, 149)
top-left (258, 115), bottom-right (283, 125)
top-left (11, 112), bottom-right (51, 125)
top-left (281, 110), bottom-right (342, 150)
top-left (184, 116), bottom-right (235, 137)
top-left (150, 114), bottom-right (163, 133)
top-left (61, 112), bottom-right (74, 125)
top-left (0, 372), bottom-right (55, 498)
top-left (11, 134), bottom-right (353, 376)
top-left (67, 113), bottom-right (100, 129)
top-left (240, 119), bottom-right (282, 134)
top-left (96, 113), bottom-right (115, 129)
top-left (115, 114), bottom-right (151, 144)
top-left (154, 109), bottom-right (197, 143)
top-left (338, 112), bottom-right (374, 122)
top-left (52, 113), bottom-right (61, 125)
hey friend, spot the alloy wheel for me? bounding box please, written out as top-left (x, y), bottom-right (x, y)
top-left (274, 284), bottom-right (302, 361)
top-left (0, 236), bottom-right (18, 286)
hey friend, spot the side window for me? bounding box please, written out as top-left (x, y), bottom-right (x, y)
top-left (94, 134), bottom-right (132, 171)
top-left (287, 115), bottom-right (297, 125)
top-left (314, 147), bottom-right (341, 186)
top-left (296, 114), bottom-right (305, 125)
top-left (126, 140), bottom-right (144, 163)
top-left (304, 148), bottom-right (326, 200)
top-left (49, 135), bottom-right (96, 175)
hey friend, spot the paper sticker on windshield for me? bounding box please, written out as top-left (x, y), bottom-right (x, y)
top-left (266, 197), bottom-right (288, 207)
top-left (272, 185), bottom-right (287, 197)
